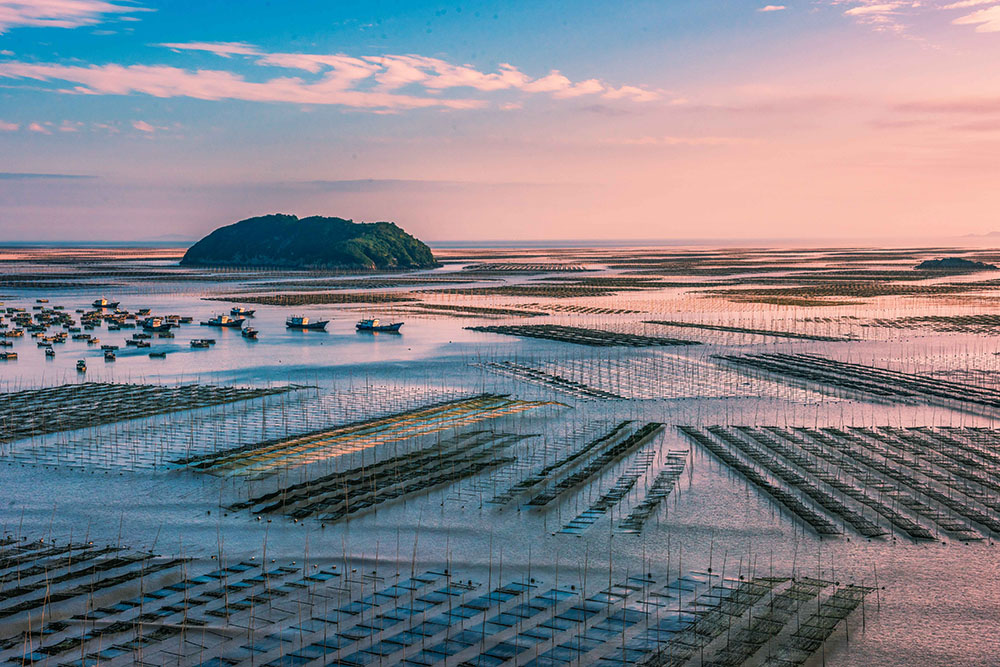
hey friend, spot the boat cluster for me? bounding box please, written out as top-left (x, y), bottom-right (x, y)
top-left (0, 297), bottom-right (404, 368)
top-left (199, 308), bottom-right (259, 339)
top-left (0, 297), bottom-right (199, 368)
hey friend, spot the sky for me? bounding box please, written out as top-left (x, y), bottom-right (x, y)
top-left (1, 0), bottom-right (999, 242)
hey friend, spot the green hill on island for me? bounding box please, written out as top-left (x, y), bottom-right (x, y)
top-left (180, 214), bottom-right (438, 270)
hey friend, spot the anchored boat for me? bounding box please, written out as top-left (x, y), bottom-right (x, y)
top-left (286, 316), bottom-right (329, 330)
top-left (356, 318), bottom-right (403, 333)
top-left (201, 314), bottom-right (245, 328)
top-left (231, 307), bottom-right (256, 317)
top-left (242, 327), bottom-right (258, 339)
top-left (142, 317), bottom-right (173, 332)
top-left (92, 298), bottom-right (119, 309)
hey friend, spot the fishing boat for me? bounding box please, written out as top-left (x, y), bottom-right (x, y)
top-left (286, 315), bottom-right (329, 330)
top-left (241, 327), bottom-right (258, 339)
top-left (92, 298), bottom-right (119, 309)
top-left (44, 347), bottom-right (55, 357)
top-left (142, 317), bottom-right (173, 332)
top-left (201, 314), bottom-right (245, 328)
top-left (356, 318), bottom-right (404, 333)
top-left (0, 341), bottom-right (11, 347)
top-left (104, 350), bottom-right (115, 361)
top-left (148, 351), bottom-right (167, 358)
top-left (100, 344), bottom-right (119, 351)
top-left (76, 359), bottom-right (86, 371)
top-left (190, 339), bottom-right (211, 348)
top-left (231, 307), bottom-right (256, 317)
top-left (0, 352), bottom-right (16, 360)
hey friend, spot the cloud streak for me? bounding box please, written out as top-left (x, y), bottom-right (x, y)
top-left (148, 42), bottom-right (661, 105)
top-left (0, 0), bottom-right (149, 34)
top-left (0, 42), bottom-right (662, 111)
top-left (952, 4), bottom-right (1000, 30)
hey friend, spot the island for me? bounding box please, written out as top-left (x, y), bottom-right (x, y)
top-left (915, 257), bottom-right (997, 272)
top-left (180, 214), bottom-right (438, 270)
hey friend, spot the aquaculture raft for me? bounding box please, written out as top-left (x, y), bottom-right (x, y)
top-left (466, 324), bottom-right (700, 347)
top-left (0, 382), bottom-right (297, 442)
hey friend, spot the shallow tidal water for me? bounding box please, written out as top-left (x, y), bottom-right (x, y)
top-left (1, 246), bottom-right (999, 665)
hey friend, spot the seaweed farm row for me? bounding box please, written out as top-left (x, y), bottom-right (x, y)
top-left (644, 320), bottom-right (855, 342)
top-left (0, 382), bottom-right (298, 443)
top-left (466, 325), bottom-right (700, 348)
top-left (680, 425), bottom-right (1000, 540)
top-left (179, 393), bottom-right (560, 478)
top-left (477, 353), bottom-right (834, 403)
top-left (230, 429), bottom-right (529, 522)
top-left (525, 423), bottom-right (663, 507)
top-left (0, 538), bottom-right (877, 667)
top-left (1, 385), bottom-right (463, 471)
top-left (720, 352), bottom-right (1000, 412)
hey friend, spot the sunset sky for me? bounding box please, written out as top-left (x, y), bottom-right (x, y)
top-left (1, 0), bottom-right (999, 242)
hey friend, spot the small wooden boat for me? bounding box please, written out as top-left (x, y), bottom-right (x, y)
top-left (44, 347), bottom-right (55, 357)
top-left (100, 344), bottom-right (119, 351)
top-left (356, 318), bottom-right (403, 333)
top-left (135, 341), bottom-right (150, 348)
top-left (76, 359), bottom-right (86, 371)
top-left (0, 352), bottom-right (16, 360)
top-left (241, 327), bottom-right (258, 339)
top-left (148, 351), bottom-right (166, 358)
top-left (286, 316), bottom-right (329, 330)
top-left (104, 350), bottom-right (116, 361)
top-left (190, 339), bottom-right (211, 348)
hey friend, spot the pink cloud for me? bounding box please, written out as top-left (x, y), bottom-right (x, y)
top-left (0, 62), bottom-right (487, 110)
top-left (0, 119), bottom-right (17, 130)
top-left (952, 4), bottom-right (1000, 30)
top-left (758, 5), bottom-right (787, 11)
top-left (893, 97), bottom-right (1000, 113)
top-left (160, 41), bottom-right (261, 57)
top-left (27, 121), bottom-right (50, 134)
top-left (0, 0), bottom-right (150, 34)
top-left (132, 119), bottom-right (155, 132)
top-left (146, 42), bottom-right (660, 103)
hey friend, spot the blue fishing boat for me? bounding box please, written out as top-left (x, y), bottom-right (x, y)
top-left (356, 318), bottom-right (403, 333)
top-left (286, 316), bottom-right (328, 330)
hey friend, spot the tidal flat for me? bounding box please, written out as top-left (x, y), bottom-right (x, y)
top-left (1, 244), bottom-right (998, 666)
